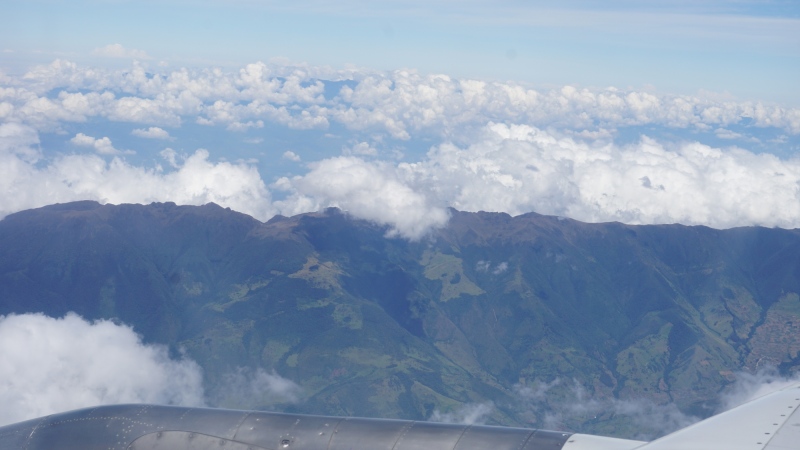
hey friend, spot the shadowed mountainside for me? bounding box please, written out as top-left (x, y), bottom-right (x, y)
top-left (1, 201), bottom-right (799, 437)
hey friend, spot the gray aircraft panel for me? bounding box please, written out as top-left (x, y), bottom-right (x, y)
top-left (327, 417), bottom-right (414, 450)
top-left (174, 407), bottom-right (251, 439)
top-left (0, 404), bottom-right (575, 450)
top-left (391, 421), bottom-right (468, 450)
top-left (453, 424), bottom-right (537, 450)
top-left (233, 412), bottom-right (344, 449)
top-left (4, 383), bottom-right (798, 450)
top-left (129, 431), bottom-right (272, 450)
top-left (523, 430), bottom-right (574, 450)
top-left (0, 417), bottom-right (41, 450)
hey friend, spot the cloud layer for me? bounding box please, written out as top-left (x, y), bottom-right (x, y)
top-left (2, 59), bottom-right (800, 238)
top-left (5, 119), bottom-right (800, 239)
top-left (3, 59), bottom-right (798, 137)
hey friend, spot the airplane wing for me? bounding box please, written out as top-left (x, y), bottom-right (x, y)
top-left (0, 384), bottom-right (797, 449)
top-left (0, 404), bottom-right (581, 450)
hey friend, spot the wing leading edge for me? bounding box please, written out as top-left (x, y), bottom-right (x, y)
top-left (0, 404), bottom-right (578, 450)
top-left (1, 384), bottom-right (798, 450)
top-left (635, 382), bottom-right (800, 450)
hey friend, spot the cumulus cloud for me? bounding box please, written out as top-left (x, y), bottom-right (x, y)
top-left (429, 402), bottom-right (494, 425)
top-left (132, 126), bottom-right (171, 139)
top-left (398, 123), bottom-right (800, 229)
top-left (272, 122), bottom-right (800, 234)
top-left (0, 312), bottom-right (305, 426)
top-left (207, 367), bottom-right (302, 409)
top-left (282, 150), bottom-right (301, 161)
top-left (1, 124), bottom-right (275, 222)
top-left (92, 44), bottom-right (151, 60)
top-left (0, 313), bottom-right (204, 426)
top-left (274, 156), bottom-right (449, 240)
top-left (71, 132), bottom-right (132, 155)
top-left (9, 119), bottom-right (800, 240)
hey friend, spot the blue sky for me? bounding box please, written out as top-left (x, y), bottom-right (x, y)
top-left (1, 0), bottom-right (800, 238)
top-left (2, 0), bottom-right (798, 103)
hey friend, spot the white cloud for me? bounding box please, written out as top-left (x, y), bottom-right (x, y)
top-left (4, 59), bottom-right (800, 238)
top-left (715, 128), bottom-right (744, 140)
top-left (343, 141), bottom-right (378, 156)
top-left (8, 120), bottom-right (800, 241)
top-left (92, 44), bottom-right (151, 60)
top-left (1, 125), bottom-right (275, 222)
top-left (429, 402), bottom-right (494, 425)
top-left (395, 123), bottom-right (800, 230)
top-left (275, 156), bottom-right (450, 240)
top-left (0, 312), bottom-right (305, 426)
top-left (0, 122), bottom-right (40, 163)
top-left (0, 313), bottom-right (204, 426)
top-left (493, 262), bottom-right (508, 274)
top-left (476, 260), bottom-right (508, 274)
top-left (207, 367), bottom-right (302, 409)
top-left (270, 121), bottom-right (800, 235)
top-left (70, 132), bottom-right (132, 155)
top-left (514, 380), bottom-right (698, 440)
top-left (513, 369), bottom-right (800, 441)
top-left (227, 119), bottom-right (264, 132)
top-left (132, 126), bottom-right (171, 140)
top-left (3, 59), bottom-right (799, 137)
top-left (282, 150), bottom-right (301, 162)
top-left (717, 366), bottom-right (800, 413)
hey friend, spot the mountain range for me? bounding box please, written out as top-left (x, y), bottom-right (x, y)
top-left (1, 201), bottom-right (799, 438)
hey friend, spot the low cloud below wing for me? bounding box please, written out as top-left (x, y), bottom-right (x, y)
top-left (0, 313), bottom-right (205, 426)
top-left (207, 367), bottom-right (302, 409)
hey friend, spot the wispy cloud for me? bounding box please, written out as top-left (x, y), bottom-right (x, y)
top-left (132, 126), bottom-right (172, 140)
top-left (207, 367), bottom-right (302, 409)
top-left (512, 367), bottom-right (800, 440)
top-left (429, 402), bottom-right (494, 425)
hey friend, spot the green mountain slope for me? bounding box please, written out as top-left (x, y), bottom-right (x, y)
top-left (1, 202), bottom-right (799, 437)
